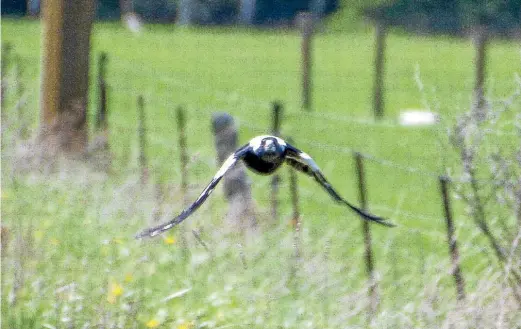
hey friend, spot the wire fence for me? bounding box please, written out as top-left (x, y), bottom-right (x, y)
top-left (3, 41), bottom-right (521, 321)
top-left (94, 86), bottom-right (511, 311)
top-left (135, 68), bottom-right (520, 309)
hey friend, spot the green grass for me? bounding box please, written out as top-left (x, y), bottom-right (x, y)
top-left (2, 18), bottom-right (521, 328)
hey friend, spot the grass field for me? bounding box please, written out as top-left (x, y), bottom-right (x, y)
top-left (2, 18), bottom-right (521, 328)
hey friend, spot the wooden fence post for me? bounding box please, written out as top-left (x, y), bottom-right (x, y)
top-left (354, 152), bottom-right (378, 320)
top-left (212, 112), bottom-right (256, 230)
top-left (272, 101), bottom-right (282, 136)
top-left (14, 55), bottom-right (28, 139)
top-left (1, 42), bottom-right (11, 112)
top-left (473, 25), bottom-right (487, 118)
top-left (287, 137), bottom-right (301, 274)
top-left (96, 52), bottom-right (108, 131)
top-left (87, 52), bottom-right (110, 171)
top-left (176, 106), bottom-right (189, 205)
top-left (176, 106), bottom-right (190, 257)
top-left (271, 101), bottom-right (283, 222)
top-left (289, 151), bottom-right (301, 259)
top-left (137, 95), bottom-right (148, 185)
top-left (300, 12), bottom-right (314, 111)
top-left (373, 22), bottom-right (387, 120)
top-left (439, 176), bottom-right (466, 301)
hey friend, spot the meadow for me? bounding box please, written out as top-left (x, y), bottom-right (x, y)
top-left (2, 18), bottom-right (521, 328)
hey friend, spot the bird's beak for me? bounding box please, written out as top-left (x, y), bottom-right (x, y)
top-left (265, 140), bottom-right (276, 152)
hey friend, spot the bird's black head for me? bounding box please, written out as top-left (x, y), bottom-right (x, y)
top-left (250, 135), bottom-right (286, 163)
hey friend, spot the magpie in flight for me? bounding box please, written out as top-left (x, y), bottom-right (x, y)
top-left (136, 135), bottom-right (394, 238)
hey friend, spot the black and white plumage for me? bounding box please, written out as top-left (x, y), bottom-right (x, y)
top-left (136, 135), bottom-right (394, 238)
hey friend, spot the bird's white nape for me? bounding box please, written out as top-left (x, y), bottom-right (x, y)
top-left (249, 135), bottom-right (286, 151)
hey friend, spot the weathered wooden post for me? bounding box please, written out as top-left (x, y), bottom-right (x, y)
top-left (473, 24), bottom-right (488, 119)
top-left (14, 55), bottom-right (28, 140)
top-left (212, 113), bottom-right (256, 230)
top-left (87, 53), bottom-right (111, 171)
top-left (176, 106), bottom-right (190, 258)
top-left (176, 106), bottom-right (189, 206)
top-left (271, 101), bottom-right (283, 222)
top-left (137, 95), bottom-right (148, 184)
top-left (87, 53), bottom-right (110, 171)
top-left (439, 176), bottom-right (466, 301)
top-left (289, 148), bottom-right (301, 259)
top-left (354, 152), bottom-right (378, 321)
top-left (287, 137), bottom-right (302, 287)
top-left (373, 22), bottom-right (387, 120)
top-left (96, 52), bottom-right (108, 131)
top-left (299, 12), bottom-right (314, 111)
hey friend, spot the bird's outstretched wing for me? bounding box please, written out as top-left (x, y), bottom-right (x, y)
top-left (136, 145), bottom-right (251, 239)
top-left (284, 144), bottom-right (395, 227)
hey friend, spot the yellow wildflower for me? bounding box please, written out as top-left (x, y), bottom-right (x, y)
top-left (124, 273), bottom-right (133, 283)
top-left (113, 238), bottom-right (124, 245)
top-left (163, 235), bottom-right (176, 245)
top-left (50, 238), bottom-right (60, 246)
top-left (177, 321), bottom-right (194, 329)
top-left (146, 319), bottom-right (160, 328)
top-left (107, 282), bottom-right (123, 304)
top-left (111, 282), bottom-right (123, 296)
top-left (34, 230), bottom-right (44, 242)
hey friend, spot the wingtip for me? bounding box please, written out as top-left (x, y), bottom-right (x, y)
top-left (135, 218), bottom-right (181, 240)
top-left (352, 206), bottom-right (396, 227)
top-left (377, 219), bottom-right (396, 227)
top-left (135, 228), bottom-right (157, 240)
top-left (367, 214), bottom-right (396, 227)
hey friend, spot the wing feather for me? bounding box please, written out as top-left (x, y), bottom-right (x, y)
top-left (136, 145), bottom-right (250, 238)
top-left (285, 144), bottom-right (394, 227)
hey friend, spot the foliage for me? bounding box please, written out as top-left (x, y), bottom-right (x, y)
top-left (447, 79), bottom-right (521, 299)
top-left (363, 0), bottom-right (521, 35)
top-left (325, 0), bottom-right (391, 32)
top-left (133, 0), bottom-right (178, 22)
top-left (1, 0), bottom-right (339, 25)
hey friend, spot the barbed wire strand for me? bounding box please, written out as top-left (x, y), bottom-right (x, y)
top-left (114, 61), bottom-right (520, 133)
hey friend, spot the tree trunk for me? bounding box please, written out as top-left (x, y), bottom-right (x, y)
top-left (238, 0), bottom-right (256, 25)
top-left (178, 0), bottom-right (195, 25)
top-left (119, 0), bottom-right (132, 15)
top-left (40, 0), bottom-right (95, 155)
top-left (310, 0), bottom-right (326, 22)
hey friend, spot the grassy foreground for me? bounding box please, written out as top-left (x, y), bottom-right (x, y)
top-left (2, 19), bottom-right (521, 328)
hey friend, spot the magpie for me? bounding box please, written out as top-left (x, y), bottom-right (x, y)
top-left (136, 135), bottom-right (394, 238)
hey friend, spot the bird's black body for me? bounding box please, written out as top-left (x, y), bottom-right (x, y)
top-left (242, 136), bottom-right (286, 175)
top-left (136, 135), bottom-right (394, 239)
top-left (243, 151), bottom-right (283, 174)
